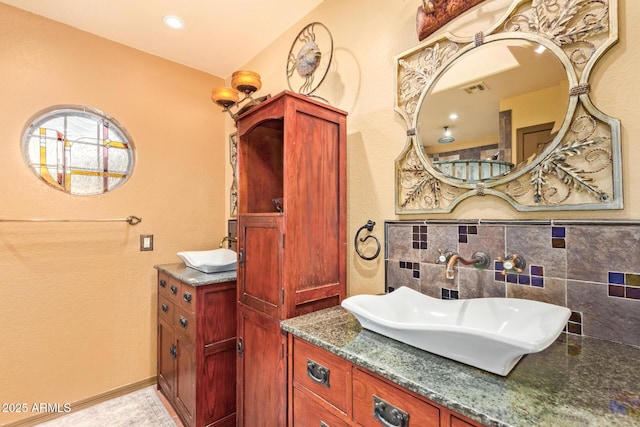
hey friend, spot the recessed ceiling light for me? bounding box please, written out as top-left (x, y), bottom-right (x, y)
top-left (163, 15), bottom-right (185, 30)
top-left (449, 113), bottom-right (458, 120)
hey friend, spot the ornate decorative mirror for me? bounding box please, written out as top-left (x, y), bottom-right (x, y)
top-left (395, 0), bottom-right (621, 213)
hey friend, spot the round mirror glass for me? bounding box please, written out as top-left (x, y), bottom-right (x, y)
top-left (417, 39), bottom-right (569, 183)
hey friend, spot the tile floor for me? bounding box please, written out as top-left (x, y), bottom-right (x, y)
top-left (156, 390), bottom-right (184, 427)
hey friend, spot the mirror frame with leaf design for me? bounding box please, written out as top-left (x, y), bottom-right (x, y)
top-left (394, 0), bottom-right (621, 213)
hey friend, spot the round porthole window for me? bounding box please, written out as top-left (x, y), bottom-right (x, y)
top-left (21, 105), bottom-right (135, 196)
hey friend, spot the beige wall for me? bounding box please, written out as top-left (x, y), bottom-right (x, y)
top-left (500, 83), bottom-right (567, 163)
top-left (231, 0), bottom-right (640, 297)
top-left (0, 4), bottom-right (227, 424)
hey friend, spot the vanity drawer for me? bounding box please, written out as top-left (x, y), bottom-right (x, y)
top-left (175, 309), bottom-right (196, 342)
top-left (292, 387), bottom-right (349, 427)
top-left (352, 367), bottom-right (440, 427)
top-left (158, 273), bottom-right (171, 297)
top-left (292, 337), bottom-right (350, 414)
top-left (158, 295), bottom-right (175, 324)
top-left (180, 284), bottom-right (197, 314)
top-left (159, 274), bottom-right (181, 303)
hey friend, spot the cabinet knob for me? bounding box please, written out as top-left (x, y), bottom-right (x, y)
top-left (170, 285), bottom-right (178, 295)
top-left (161, 303), bottom-right (169, 313)
top-left (183, 292), bottom-right (192, 303)
top-left (179, 316), bottom-right (188, 328)
top-left (169, 344), bottom-right (177, 360)
top-left (159, 279), bottom-right (167, 288)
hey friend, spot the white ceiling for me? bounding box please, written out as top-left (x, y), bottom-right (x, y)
top-left (1, 0), bottom-right (324, 78)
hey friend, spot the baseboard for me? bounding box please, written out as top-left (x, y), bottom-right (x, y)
top-left (2, 377), bottom-right (157, 427)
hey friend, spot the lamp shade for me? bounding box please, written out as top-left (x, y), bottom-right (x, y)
top-left (232, 71), bottom-right (262, 93)
top-left (211, 87), bottom-right (239, 108)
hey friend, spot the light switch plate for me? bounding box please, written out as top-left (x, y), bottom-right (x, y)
top-left (140, 234), bottom-right (154, 251)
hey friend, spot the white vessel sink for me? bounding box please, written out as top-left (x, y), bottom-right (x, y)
top-left (177, 249), bottom-right (237, 273)
top-left (341, 286), bottom-right (570, 376)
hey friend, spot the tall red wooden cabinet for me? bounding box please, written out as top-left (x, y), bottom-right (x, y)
top-left (235, 91), bottom-right (347, 426)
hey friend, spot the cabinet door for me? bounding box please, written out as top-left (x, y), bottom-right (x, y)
top-left (237, 304), bottom-right (287, 427)
top-left (237, 215), bottom-right (283, 318)
top-left (157, 317), bottom-right (176, 399)
top-left (175, 335), bottom-right (196, 426)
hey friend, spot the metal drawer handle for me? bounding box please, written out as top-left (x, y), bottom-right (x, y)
top-left (170, 285), bottom-right (178, 295)
top-left (183, 292), bottom-right (192, 303)
top-left (161, 303), bottom-right (169, 312)
top-left (373, 395), bottom-right (409, 427)
top-left (179, 316), bottom-right (188, 328)
top-left (306, 359), bottom-right (330, 387)
top-left (159, 279), bottom-right (167, 288)
top-left (320, 422), bottom-right (330, 427)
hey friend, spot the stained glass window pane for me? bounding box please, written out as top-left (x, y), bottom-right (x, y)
top-left (21, 105), bottom-right (135, 195)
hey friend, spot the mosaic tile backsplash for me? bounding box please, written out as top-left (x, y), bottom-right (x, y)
top-left (385, 220), bottom-right (640, 348)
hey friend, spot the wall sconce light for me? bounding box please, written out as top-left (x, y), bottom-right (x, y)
top-left (211, 70), bottom-right (265, 120)
top-left (438, 126), bottom-right (455, 144)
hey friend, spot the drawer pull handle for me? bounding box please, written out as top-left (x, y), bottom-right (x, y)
top-left (183, 292), bottom-right (192, 303)
top-left (320, 422), bottom-right (330, 427)
top-left (161, 304), bottom-right (169, 312)
top-left (306, 359), bottom-right (330, 387)
top-left (179, 316), bottom-right (188, 328)
top-left (159, 279), bottom-right (167, 288)
top-left (170, 285), bottom-right (178, 295)
top-left (373, 395), bottom-right (409, 427)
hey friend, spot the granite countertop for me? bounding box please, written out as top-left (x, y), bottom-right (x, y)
top-left (281, 306), bottom-right (640, 427)
top-left (154, 263), bottom-right (236, 286)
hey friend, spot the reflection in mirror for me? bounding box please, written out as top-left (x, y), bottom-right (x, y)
top-left (394, 0), bottom-right (621, 213)
top-left (418, 39), bottom-right (569, 183)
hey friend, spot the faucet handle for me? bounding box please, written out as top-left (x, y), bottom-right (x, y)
top-left (497, 254), bottom-right (526, 275)
top-left (436, 249), bottom-right (455, 264)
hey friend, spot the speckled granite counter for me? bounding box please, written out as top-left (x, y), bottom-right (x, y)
top-left (154, 263), bottom-right (236, 286)
top-left (281, 306), bottom-right (640, 427)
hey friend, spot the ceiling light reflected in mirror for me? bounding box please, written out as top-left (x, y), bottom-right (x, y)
top-left (162, 15), bottom-right (185, 30)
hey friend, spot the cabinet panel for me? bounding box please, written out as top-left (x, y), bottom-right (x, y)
top-left (200, 346), bottom-right (236, 426)
top-left (285, 113), bottom-right (342, 292)
top-left (292, 337), bottom-right (350, 414)
top-left (157, 271), bottom-right (237, 427)
top-left (176, 309), bottom-right (196, 342)
top-left (292, 387), bottom-right (350, 427)
top-left (180, 285), bottom-right (197, 314)
top-left (450, 415), bottom-right (481, 427)
top-left (175, 335), bottom-right (196, 426)
top-left (157, 317), bottom-right (176, 399)
top-left (238, 215), bottom-right (282, 317)
top-left (200, 285), bottom-right (236, 346)
top-left (158, 294), bottom-right (175, 325)
top-left (237, 304), bottom-right (287, 427)
top-left (352, 368), bottom-right (440, 427)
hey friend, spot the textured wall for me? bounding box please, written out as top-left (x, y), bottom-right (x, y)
top-left (231, 0), bottom-right (640, 298)
top-left (0, 4), bottom-right (226, 424)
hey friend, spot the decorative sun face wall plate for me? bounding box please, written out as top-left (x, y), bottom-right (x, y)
top-left (286, 22), bottom-right (333, 102)
top-left (394, 0), bottom-right (621, 213)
